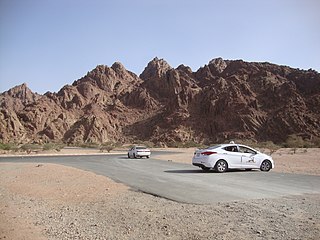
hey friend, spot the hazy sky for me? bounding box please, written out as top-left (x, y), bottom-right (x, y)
top-left (0, 0), bottom-right (319, 94)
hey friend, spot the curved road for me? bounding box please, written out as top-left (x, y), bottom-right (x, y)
top-left (1, 151), bottom-right (320, 204)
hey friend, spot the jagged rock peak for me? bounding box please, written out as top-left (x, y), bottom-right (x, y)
top-left (148, 57), bottom-right (172, 71)
top-left (111, 62), bottom-right (126, 72)
top-left (89, 64), bottom-right (108, 74)
top-left (5, 83), bottom-right (33, 97)
top-left (87, 62), bottom-right (129, 77)
top-left (177, 64), bottom-right (192, 73)
top-left (8, 82), bottom-right (28, 91)
top-left (208, 57), bottom-right (227, 73)
top-left (2, 83), bottom-right (40, 108)
top-left (140, 57), bottom-right (172, 80)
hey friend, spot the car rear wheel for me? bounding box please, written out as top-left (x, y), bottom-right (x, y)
top-left (146, 156), bottom-right (150, 158)
top-left (260, 160), bottom-right (272, 171)
top-left (215, 160), bottom-right (228, 173)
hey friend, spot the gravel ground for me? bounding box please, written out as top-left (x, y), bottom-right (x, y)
top-left (1, 149), bottom-right (320, 240)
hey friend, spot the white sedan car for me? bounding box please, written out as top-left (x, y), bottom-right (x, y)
top-left (192, 143), bottom-right (274, 173)
top-left (128, 146), bottom-right (151, 158)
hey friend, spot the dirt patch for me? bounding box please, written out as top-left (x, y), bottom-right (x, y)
top-left (1, 149), bottom-right (320, 239)
top-left (0, 163), bottom-right (128, 204)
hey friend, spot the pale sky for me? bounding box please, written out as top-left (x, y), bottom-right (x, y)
top-left (0, 0), bottom-right (319, 94)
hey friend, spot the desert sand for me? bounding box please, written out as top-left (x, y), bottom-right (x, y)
top-left (0, 148), bottom-right (319, 239)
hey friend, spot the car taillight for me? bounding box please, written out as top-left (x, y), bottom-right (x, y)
top-left (201, 151), bottom-right (217, 155)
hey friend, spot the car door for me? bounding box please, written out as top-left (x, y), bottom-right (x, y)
top-left (222, 145), bottom-right (242, 168)
top-left (238, 146), bottom-right (257, 168)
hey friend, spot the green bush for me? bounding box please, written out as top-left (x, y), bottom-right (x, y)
top-left (20, 144), bottom-right (42, 153)
top-left (284, 135), bottom-right (305, 148)
top-left (0, 143), bottom-right (13, 151)
top-left (311, 137), bottom-right (320, 148)
top-left (0, 143), bottom-right (20, 151)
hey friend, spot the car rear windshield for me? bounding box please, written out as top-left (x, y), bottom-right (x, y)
top-left (136, 147), bottom-right (147, 149)
top-left (208, 145), bottom-right (221, 150)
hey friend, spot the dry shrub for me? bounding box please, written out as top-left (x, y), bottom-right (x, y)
top-left (100, 142), bottom-right (116, 152)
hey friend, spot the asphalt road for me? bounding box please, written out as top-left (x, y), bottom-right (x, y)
top-left (1, 152), bottom-right (320, 204)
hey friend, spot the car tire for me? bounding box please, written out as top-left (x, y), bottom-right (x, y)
top-left (260, 160), bottom-right (272, 172)
top-left (146, 156), bottom-right (149, 158)
top-left (215, 160), bottom-right (228, 173)
top-left (128, 153), bottom-right (130, 158)
top-left (133, 153), bottom-right (136, 158)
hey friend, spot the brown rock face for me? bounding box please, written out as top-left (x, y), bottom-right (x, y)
top-left (1, 58), bottom-right (319, 144)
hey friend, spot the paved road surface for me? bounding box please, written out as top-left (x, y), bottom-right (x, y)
top-left (1, 152), bottom-right (320, 204)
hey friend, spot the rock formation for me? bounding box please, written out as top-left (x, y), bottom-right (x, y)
top-left (1, 58), bottom-right (319, 145)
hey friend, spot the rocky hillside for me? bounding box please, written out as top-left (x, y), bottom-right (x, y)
top-left (1, 58), bottom-right (320, 145)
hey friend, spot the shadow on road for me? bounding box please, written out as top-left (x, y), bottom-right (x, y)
top-left (164, 169), bottom-right (260, 174)
top-left (164, 169), bottom-right (205, 174)
top-left (117, 156), bottom-right (149, 160)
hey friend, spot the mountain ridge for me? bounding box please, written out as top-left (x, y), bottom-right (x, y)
top-left (1, 57), bottom-right (319, 145)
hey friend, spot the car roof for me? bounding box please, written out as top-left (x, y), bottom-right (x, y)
top-left (209, 143), bottom-right (253, 149)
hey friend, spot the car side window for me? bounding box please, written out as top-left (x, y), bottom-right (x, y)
top-left (223, 146), bottom-right (238, 152)
top-left (239, 146), bottom-right (256, 154)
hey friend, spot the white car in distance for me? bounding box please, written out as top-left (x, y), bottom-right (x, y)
top-left (192, 143), bottom-right (274, 173)
top-left (128, 146), bottom-right (151, 159)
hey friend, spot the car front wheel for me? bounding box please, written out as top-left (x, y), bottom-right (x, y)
top-left (260, 160), bottom-right (272, 172)
top-left (215, 160), bottom-right (228, 173)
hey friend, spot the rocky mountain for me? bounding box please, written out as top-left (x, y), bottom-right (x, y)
top-left (1, 57), bottom-right (320, 145)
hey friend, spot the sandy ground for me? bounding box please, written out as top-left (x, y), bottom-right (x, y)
top-left (0, 148), bottom-right (319, 239)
